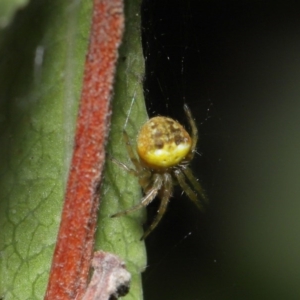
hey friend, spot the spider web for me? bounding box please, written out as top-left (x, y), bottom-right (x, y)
top-left (141, 1), bottom-right (222, 299)
top-left (141, 0), bottom-right (300, 299)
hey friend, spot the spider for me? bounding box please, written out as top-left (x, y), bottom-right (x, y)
top-left (111, 104), bottom-right (208, 240)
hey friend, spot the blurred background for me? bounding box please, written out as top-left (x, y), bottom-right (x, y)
top-left (141, 1), bottom-right (300, 299)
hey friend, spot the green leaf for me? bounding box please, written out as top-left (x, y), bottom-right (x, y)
top-left (0, 0), bottom-right (30, 29)
top-left (95, 1), bottom-right (148, 298)
top-left (0, 0), bottom-right (147, 299)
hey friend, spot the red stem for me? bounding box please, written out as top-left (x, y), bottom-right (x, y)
top-left (44, 0), bottom-right (124, 299)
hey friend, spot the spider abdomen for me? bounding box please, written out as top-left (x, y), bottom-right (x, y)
top-left (137, 116), bottom-right (192, 169)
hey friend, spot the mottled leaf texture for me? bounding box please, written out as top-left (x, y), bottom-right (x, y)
top-left (82, 251), bottom-right (131, 300)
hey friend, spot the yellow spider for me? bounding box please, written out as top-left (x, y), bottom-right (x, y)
top-left (111, 104), bottom-right (207, 240)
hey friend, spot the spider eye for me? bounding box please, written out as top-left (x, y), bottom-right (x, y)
top-left (136, 116), bottom-right (192, 169)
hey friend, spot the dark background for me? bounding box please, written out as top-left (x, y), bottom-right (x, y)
top-left (141, 1), bottom-right (300, 299)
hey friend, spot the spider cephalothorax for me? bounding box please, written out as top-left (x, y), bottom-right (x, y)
top-left (111, 104), bottom-right (207, 239)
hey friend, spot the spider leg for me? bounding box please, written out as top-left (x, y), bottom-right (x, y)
top-left (182, 167), bottom-right (208, 204)
top-left (184, 104), bottom-right (198, 156)
top-left (109, 156), bottom-right (138, 176)
top-left (174, 169), bottom-right (205, 211)
top-left (111, 174), bottom-right (163, 218)
top-left (141, 173), bottom-right (173, 240)
top-left (123, 130), bottom-right (143, 173)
